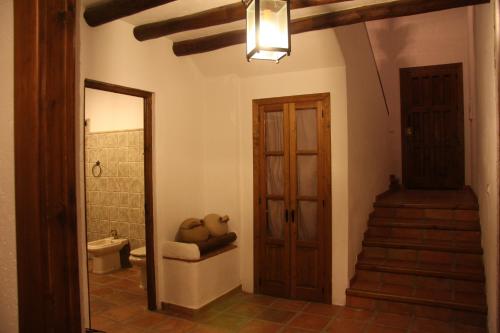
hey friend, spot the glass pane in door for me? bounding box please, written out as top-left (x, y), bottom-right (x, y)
top-left (297, 155), bottom-right (318, 197)
top-left (267, 200), bottom-right (284, 239)
top-left (298, 201), bottom-right (318, 241)
top-left (265, 112), bottom-right (284, 152)
top-left (267, 156), bottom-right (284, 195)
top-left (296, 109), bottom-right (317, 151)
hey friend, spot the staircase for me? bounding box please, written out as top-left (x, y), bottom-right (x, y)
top-left (346, 189), bottom-right (487, 328)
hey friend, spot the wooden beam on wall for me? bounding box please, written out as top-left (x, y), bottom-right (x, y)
top-left (134, 0), bottom-right (352, 41)
top-left (84, 0), bottom-right (178, 27)
top-left (173, 0), bottom-right (489, 56)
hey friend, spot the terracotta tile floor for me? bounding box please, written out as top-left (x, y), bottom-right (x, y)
top-left (88, 270), bottom-right (487, 333)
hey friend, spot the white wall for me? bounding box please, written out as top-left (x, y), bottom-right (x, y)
top-left (0, 0), bottom-right (18, 331)
top-left (85, 88), bottom-right (144, 132)
top-left (202, 67), bottom-right (350, 304)
top-left (78, 16), bottom-right (396, 314)
top-left (79, 16), bottom-right (206, 320)
top-left (473, 2), bottom-right (499, 332)
top-left (336, 24), bottom-right (392, 278)
top-left (201, 74), bottom-right (243, 238)
top-left (198, 30), bottom-right (350, 304)
top-left (199, 25), bottom-right (391, 305)
top-left (367, 8), bottom-right (474, 184)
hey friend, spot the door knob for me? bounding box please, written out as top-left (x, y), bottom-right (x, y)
top-left (406, 127), bottom-right (413, 136)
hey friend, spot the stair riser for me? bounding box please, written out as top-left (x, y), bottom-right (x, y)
top-left (370, 217), bottom-right (480, 230)
top-left (373, 207), bottom-right (478, 221)
top-left (363, 240), bottom-right (482, 254)
top-left (354, 270), bottom-right (485, 294)
top-left (346, 295), bottom-right (486, 327)
top-left (366, 227), bottom-right (481, 244)
top-left (361, 247), bottom-right (483, 268)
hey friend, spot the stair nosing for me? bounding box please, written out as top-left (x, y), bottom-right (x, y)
top-left (346, 288), bottom-right (487, 313)
top-left (355, 262), bottom-right (485, 282)
top-left (368, 221), bottom-right (480, 231)
top-left (369, 212), bottom-right (479, 222)
top-left (373, 202), bottom-right (479, 210)
top-left (363, 239), bottom-right (483, 254)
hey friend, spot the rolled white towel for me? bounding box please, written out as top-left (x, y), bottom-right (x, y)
top-left (162, 241), bottom-right (201, 261)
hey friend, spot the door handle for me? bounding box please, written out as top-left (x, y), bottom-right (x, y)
top-left (406, 127), bottom-right (413, 136)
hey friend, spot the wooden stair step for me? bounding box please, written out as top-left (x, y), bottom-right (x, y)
top-left (356, 262), bottom-right (485, 282)
top-left (369, 218), bottom-right (480, 231)
top-left (363, 239), bottom-right (483, 254)
top-left (347, 190), bottom-right (486, 328)
top-left (365, 228), bottom-right (481, 246)
top-left (349, 279), bottom-right (485, 306)
top-left (372, 206), bottom-right (478, 221)
top-left (353, 269), bottom-right (485, 295)
top-left (374, 189), bottom-right (479, 210)
top-left (359, 247), bottom-right (483, 273)
top-left (373, 201), bottom-right (478, 210)
top-left (346, 288), bottom-right (487, 314)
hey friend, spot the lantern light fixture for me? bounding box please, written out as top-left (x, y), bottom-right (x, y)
top-left (245, 0), bottom-right (291, 63)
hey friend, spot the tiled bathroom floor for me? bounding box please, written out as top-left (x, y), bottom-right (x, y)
top-left (88, 269), bottom-right (486, 333)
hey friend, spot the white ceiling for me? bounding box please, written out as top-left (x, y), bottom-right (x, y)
top-left (83, 0), bottom-right (397, 42)
top-left (190, 28), bottom-right (346, 77)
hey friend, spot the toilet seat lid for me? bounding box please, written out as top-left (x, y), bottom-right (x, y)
top-left (131, 246), bottom-right (146, 257)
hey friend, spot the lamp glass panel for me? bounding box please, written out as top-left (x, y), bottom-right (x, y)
top-left (259, 0), bottom-right (288, 49)
top-left (246, 0), bottom-right (256, 54)
top-left (251, 51), bottom-right (287, 62)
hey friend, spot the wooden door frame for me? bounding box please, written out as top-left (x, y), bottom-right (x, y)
top-left (84, 79), bottom-right (157, 311)
top-left (14, 0), bottom-right (81, 331)
top-left (252, 93), bottom-right (332, 303)
top-left (496, 1), bottom-right (500, 329)
top-left (400, 63), bottom-right (465, 189)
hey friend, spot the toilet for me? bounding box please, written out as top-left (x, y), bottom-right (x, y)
top-left (129, 246), bottom-right (147, 289)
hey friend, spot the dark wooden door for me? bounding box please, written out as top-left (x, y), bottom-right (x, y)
top-left (400, 64), bottom-right (465, 189)
top-left (14, 0), bottom-right (81, 331)
top-left (253, 94), bottom-right (331, 303)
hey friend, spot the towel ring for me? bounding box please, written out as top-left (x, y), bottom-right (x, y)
top-left (92, 160), bottom-right (102, 177)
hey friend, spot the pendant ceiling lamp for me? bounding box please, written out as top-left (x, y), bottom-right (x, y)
top-left (245, 0), bottom-right (291, 63)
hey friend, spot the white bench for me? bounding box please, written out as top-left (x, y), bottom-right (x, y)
top-left (161, 241), bottom-right (240, 310)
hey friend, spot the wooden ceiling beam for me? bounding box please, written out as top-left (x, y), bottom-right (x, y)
top-left (172, 0), bottom-right (489, 56)
top-left (134, 0), bottom-right (352, 41)
top-left (84, 0), bottom-right (178, 27)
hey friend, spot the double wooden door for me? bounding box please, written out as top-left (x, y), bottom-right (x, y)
top-left (253, 94), bottom-right (331, 303)
top-left (400, 63), bottom-right (465, 189)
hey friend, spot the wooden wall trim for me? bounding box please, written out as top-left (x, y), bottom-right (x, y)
top-left (496, 0), bottom-right (500, 329)
top-left (14, 0), bottom-right (81, 331)
top-left (85, 79), bottom-right (153, 98)
top-left (84, 79), bottom-right (157, 311)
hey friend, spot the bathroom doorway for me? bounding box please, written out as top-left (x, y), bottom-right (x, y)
top-left (83, 79), bottom-right (156, 330)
